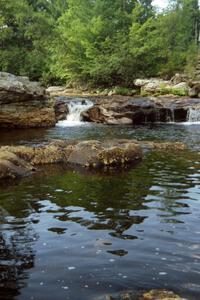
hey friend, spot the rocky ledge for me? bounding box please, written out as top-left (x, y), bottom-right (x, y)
top-left (82, 95), bottom-right (200, 125)
top-left (0, 139), bottom-right (187, 181)
top-left (0, 72), bottom-right (56, 128)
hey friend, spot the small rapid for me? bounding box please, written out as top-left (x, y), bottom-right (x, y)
top-left (56, 99), bottom-right (93, 127)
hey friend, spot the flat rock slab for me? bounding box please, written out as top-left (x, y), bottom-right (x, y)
top-left (0, 139), bottom-right (187, 181)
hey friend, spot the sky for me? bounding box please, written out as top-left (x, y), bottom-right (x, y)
top-left (153, 0), bottom-right (169, 9)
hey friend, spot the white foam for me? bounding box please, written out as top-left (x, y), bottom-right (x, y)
top-left (56, 99), bottom-right (93, 127)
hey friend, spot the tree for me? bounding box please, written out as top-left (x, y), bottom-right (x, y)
top-left (50, 0), bottom-right (156, 86)
top-left (0, 0), bottom-right (62, 80)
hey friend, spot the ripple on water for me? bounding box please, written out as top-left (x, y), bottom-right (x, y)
top-left (0, 125), bottom-right (200, 299)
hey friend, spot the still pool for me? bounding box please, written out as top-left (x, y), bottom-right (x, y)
top-left (0, 123), bottom-right (200, 300)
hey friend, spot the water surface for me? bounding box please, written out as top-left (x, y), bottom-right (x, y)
top-left (0, 124), bottom-right (200, 300)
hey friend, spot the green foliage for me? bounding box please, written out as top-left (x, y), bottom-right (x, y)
top-left (0, 0), bottom-right (65, 81)
top-left (114, 87), bottom-right (136, 96)
top-left (1, 0), bottom-right (200, 85)
top-left (158, 87), bottom-right (188, 96)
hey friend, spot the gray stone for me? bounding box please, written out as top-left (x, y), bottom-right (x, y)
top-left (0, 72), bottom-right (56, 128)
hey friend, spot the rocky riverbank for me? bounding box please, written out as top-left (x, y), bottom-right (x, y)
top-left (0, 139), bottom-right (187, 181)
top-left (1, 72), bottom-right (200, 128)
top-left (0, 72), bottom-right (56, 128)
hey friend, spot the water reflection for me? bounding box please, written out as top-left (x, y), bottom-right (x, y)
top-left (0, 227), bottom-right (37, 299)
top-left (0, 150), bottom-right (200, 299)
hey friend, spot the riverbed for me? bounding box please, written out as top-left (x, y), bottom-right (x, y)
top-left (0, 123), bottom-right (200, 300)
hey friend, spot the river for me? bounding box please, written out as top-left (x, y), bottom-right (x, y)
top-left (0, 108), bottom-right (200, 300)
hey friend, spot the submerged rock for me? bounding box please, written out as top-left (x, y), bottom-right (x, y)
top-left (142, 141), bottom-right (187, 151)
top-left (0, 72), bottom-right (56, 128)
top-left (0, 139), bottom-right (187, 181)
top-left (140, 289), bottom-right (187, 300)
top-left (96, 289), bottom-right (186, 300)
top-left (0, 139), bottom-right (142, 180)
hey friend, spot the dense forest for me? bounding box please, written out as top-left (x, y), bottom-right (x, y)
top-left (0, 0), bottom-right (199, 86)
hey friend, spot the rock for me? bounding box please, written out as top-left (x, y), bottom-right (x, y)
top-left (173, 82), bottom-right (188, 91)
top-left (82, 95), bottom-right (200, 124)
top-left (67, 140), bottom-right (142, 167)
top-left (0, 72), bottom-right (56, 128)
top-left (0, 139), bottom-right (142, 180)
top-left (46, 86), bottom-right (66, 94)
top-left (188, 81), bottom-right (200, 98)
top-left (95, 289), bottom-right (186, 300)
top-left (140, 289), bottom-right (187, 300)
top-left (134, 77), bottom-right (188, 97)
top-left (0, 139), bottom-right (187, 182)
top-left (107, 117), bottom-right (133, 125)
top-left (143, 141), bottom-right (187, 151)
top-left (171, 73), bottom-right (188, 85)
top-left (0, 150), bottom-right (33, 180)
top-left (142, 81), bottom-right (169, 94)
top-left (54, 99), bottom-right (69, 121)
top-left (95, 290), bottom-right (138, 300)
top-left (134, 78), bottom-right (164, 87)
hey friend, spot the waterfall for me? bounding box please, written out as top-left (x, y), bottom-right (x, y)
top-left (56, 99), bottom-right (93, 127)
top-left (166, 109), bottom-right (175, 123)
top-left (186, 107), bottom-right (200, 124)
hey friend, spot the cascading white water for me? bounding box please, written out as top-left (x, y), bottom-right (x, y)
top-left (56, 99), bottom-right (93, 127)
top-left (186, 107), bottom-right (200, 124)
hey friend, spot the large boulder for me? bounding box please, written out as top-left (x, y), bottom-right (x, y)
top-left (0, 72), bottom-right (56, 128)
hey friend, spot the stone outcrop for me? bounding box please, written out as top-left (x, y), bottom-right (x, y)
top-left (0, 139), bottom-right (142, 180)
top-left (0, 139), bottom-right (187, 181)
top-left (0, 72), bottom-right (56, 128)
top-left (82, 95), bottom-right (200, 125)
